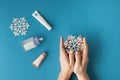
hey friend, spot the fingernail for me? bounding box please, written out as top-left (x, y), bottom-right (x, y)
top-left (60, 36), bottom-right (62, 40)
top-left (84, 37), bottom-right (86, 40)
top-left (75, 51), bottom-right (79, 54)
top-left (70, 50), bottom-right (73, 54)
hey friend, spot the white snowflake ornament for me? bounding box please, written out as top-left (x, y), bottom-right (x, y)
top-left (64, 35), bottom-right (84, 54)
top-left (9, 17), bottom-right (30, 36)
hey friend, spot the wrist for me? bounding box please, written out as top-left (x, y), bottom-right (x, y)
top-left (58, 71), bottom-right (71, 80)
top-left (76, 72), bottom-right (89, 80)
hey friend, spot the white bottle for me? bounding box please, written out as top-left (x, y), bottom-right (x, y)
top-left (22, 37), bottom-right (43, 51)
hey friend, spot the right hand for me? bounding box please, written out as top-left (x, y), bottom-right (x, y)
top-left (73, 38), bottom-right (89, 80)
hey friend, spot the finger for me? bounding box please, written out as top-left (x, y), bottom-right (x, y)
top-left (82, 37), bottom-right (89, 67)
top-left (83, 37), bottom-right (88, 58)
top-left (60, 37), bottom-right (65, 50)
top-left (75, 51), bottom-right (82, 66)
top-left (67, 35), bottom-right (72, 41)
top-left (83, 37), bottom-right (88, 53)
top-left (60, 37), bottom-right (67, 56)
top-left (69, 51), bottom-right (75, 65)
top-left (60, 37), bottom-right (66, 52)
top-left (77, 35), bottom-right (82, 40)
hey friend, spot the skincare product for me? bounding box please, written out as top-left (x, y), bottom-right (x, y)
top-left (32, 10), bottom-right (52, 31)
top-left (22, 37), bottom-right (43, 51)
top-left (32, 52), bottom-right (47, 68)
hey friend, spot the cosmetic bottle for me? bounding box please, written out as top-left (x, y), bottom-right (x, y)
top-left (22, 37), bottom-right (43, 51)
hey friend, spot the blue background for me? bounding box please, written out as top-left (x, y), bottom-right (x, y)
top-left (0, 0), bottom-right (120, 80)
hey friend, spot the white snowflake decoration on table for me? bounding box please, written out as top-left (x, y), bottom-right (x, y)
top-left (64, 35), bottom-right (84, 54)
top-left (9, 17), bottom-right (30, 36)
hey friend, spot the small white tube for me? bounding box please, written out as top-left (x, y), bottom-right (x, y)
top-left (32, 10), bottom-right (52, 31)
top-left (32, 52), bottom-right (47, 68)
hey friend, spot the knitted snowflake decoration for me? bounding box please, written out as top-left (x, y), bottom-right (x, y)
top-left (64, 35), bottom-right (84, 54)
top-left (9, 17), bottom-right (30, 36)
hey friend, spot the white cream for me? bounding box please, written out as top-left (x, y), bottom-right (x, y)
top-left (32, 10), bottom-right (52, 31)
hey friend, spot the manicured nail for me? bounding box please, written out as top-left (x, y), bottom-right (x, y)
top-left (75, 51), bottom-right (79, 54)
top-left (68, 35), bottom-right (71, 40)
top-left (84, 37), bottom-right (86, 40)
top-left (70, 50), bottom-right (74, 54)
top-left (60, 36), bottom-right (62, 40)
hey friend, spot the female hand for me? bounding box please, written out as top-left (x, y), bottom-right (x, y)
top-left (74, 37), bottom-right (89, 80)
top-left (58, 37), bottom-right (75, 80)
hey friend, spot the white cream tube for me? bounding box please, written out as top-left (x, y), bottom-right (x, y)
top-left (32, 10), bottom-right (52, 31)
